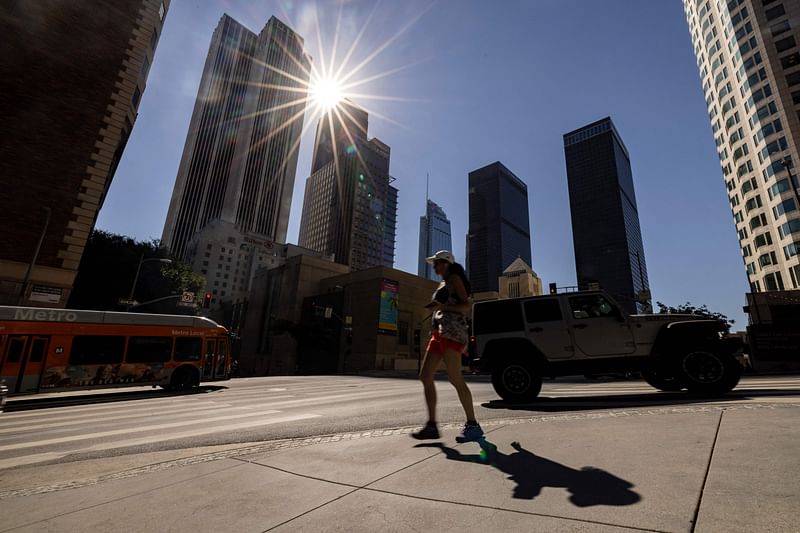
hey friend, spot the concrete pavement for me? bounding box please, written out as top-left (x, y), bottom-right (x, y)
top-left (2, 401), bottom-right (798, 532)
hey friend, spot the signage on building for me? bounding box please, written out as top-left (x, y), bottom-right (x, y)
top-left (29, 285), bottom-right (62, 304)
top-left (243, 236), bottom-right (274, 250)
top-left (378, 279), bottom-right (399, 335)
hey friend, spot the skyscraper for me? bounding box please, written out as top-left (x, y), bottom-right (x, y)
top-left (467, 162), bottom-right (532, 293)
top-left (563, 117), bottom-right (650, 314)
top-left (0, 0), bottom-right (169, 307)
top-left (298, 104), bottom-right (397, 270)
top-left (683, 0), bottom-right (800, 291)
top-left (418, 200), bottom-right (453, 281)
top-left (162, 15), bottom-right (310, 260)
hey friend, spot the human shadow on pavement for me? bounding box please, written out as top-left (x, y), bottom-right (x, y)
top-left (416, 441), bottom-right (641, 507)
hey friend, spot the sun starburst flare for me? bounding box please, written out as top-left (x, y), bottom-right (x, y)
top-left (221, 1), bottom-right (435, 168)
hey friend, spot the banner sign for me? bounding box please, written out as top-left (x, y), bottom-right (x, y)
top-left (378, 279), bottom-right (399, 335)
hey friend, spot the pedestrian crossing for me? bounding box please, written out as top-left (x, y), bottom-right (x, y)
top-left (0, 377), bottom-right (426, 470)
top-left (1, 375), bottom-right (797, 470)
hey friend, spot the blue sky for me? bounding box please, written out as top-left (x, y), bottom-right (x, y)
top-left (97, 0), bottom-right (750, 326)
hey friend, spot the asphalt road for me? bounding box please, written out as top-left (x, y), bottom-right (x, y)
top-left (2, 374), bottom-right (799, 470)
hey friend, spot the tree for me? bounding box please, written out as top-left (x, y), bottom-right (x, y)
top-left (656, 301), bottom-right (735, 331)
top-left (68, 230), bottom-right (205, 314)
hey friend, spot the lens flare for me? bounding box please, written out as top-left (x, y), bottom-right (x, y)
top-left (310, 76), bottom-right (344, 111)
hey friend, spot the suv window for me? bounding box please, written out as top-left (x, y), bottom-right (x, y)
top-left (523, 299), bottom-right (562, 322)
top-left (473, 300), bottom-right (524, 334)
top-left (569, 295), bottom-right (618, 319)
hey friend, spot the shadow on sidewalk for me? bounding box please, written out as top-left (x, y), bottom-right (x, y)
top-left (481, 388), bottom-right (800, 412)
top-left (5, 385), bottom-right (228, 412)
top-left (416, 441), bottom-right (641, 507)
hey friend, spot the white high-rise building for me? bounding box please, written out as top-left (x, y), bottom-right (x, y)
top-left (683, 0), bottom-right (800, 290)
top-left (162, 15), bottom-right (310, 260)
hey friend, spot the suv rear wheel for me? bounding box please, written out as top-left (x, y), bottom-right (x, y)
top-left (491, 358), bottom-right (542, 403)
top-left (679, 349), bottom-right (741, 395)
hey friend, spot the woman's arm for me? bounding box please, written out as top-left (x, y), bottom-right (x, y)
top-left (438, 274), bottom-right (471, 314)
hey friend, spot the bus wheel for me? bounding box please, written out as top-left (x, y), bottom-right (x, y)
top-left (170, 367), bottom-right (198, 391)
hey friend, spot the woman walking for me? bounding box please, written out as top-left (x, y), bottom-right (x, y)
top-left (412, 250), bottom-right (483, 442)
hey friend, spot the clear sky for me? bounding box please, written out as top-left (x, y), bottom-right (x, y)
top-left (97, 0), bottom-right (750, 326)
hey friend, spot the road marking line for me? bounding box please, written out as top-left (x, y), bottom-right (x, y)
top-left (0, 410), bottom-right (281, 452)
top-left (1, 395), bottom-right (219, 420)
top-left (84, 413), bottom-right (322, 453)
top-left (0, 403), bottom-right (272, 435)
top-left (0, 452), bottom-right (68, 470)
top-left (0, 413), bottom-right (322, 470)
top-left (0, 401), bottom-right (231, 429)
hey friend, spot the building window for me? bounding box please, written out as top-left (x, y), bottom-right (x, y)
top-left (398, 321), bottom-right (409, 346)
top-left (131, 85), bottom-right (141, 108)
top-left (775, 36), bottom-right (796, 53)
top-left (151, 28), bottom-right (158, 48)
top-left (786, 71), bottom-right (800, 87)
top-left (771, 20), bottom-right (791, 37)
top-left (141, 56), bottom-right (150, 78)
top-left (158, 1), bottom-right (165, 20)
top-left (765, 4), bottom-right (785, 21)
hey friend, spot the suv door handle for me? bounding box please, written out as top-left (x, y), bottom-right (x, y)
top-left (528, 327), bottom-right (543, 333)
top-left (573, 324), bottom-right (588, 329)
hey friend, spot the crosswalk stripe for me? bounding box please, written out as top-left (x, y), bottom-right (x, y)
top-left (0, 410), bottom-right (281, 452)
top-left (1, 396), bottom-right (220, 420)
top-left (83, 413), bottom-right (322, 453)
top-left (0, 403), bottom-right (256, 435)
top-left (0, 413), bottom-right (322, 470)
top-left (0, 401), bottom-right (227, 428)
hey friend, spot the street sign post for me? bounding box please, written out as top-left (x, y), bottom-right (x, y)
top-left (177, 291), bottom-right (196, 308)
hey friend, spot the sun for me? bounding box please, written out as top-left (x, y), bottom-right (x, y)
top-left (310, 76), bottom-right (344, 112)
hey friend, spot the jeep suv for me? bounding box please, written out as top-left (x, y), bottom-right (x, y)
top-left (471, 290), bottom-right (743, 402)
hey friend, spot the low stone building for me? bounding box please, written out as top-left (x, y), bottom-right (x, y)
top-left (498, 257), bottom-right (542, 299)
top-left (239, 261), bottom-right (438, 375)
top-left (238, 254), bottom-right (349, 376)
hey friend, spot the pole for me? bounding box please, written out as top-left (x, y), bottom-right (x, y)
top-left (127, 253), bottom-right (145, 311)
top-left (18, 207), bottom-right (51, 306)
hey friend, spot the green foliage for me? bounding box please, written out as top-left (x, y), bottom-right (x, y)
top-left (656, 301), bottom-right (734, 331)
top-left (68, 230), bottom-right (206, 314)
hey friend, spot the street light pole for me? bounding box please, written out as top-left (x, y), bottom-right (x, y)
top-left (17, 207), bottom-right (51, 306)
top-left (127, 254), bottom-right (172, 311)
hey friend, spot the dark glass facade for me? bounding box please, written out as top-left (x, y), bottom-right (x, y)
top-left (563, 117), bottom-right (650, 314)
top-left (467, 162), bottom-right (532, 292)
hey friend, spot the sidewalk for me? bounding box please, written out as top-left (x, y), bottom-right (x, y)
top-left (1, 403), bottom-right (798, 532)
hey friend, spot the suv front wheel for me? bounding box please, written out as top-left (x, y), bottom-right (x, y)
top-left (491, 358), bottom-right (543, 403)
top-left (679, 348), bottom-right (741, 395)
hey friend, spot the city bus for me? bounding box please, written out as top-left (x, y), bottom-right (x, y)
top-left (0, 306), bottom-right (231, 395)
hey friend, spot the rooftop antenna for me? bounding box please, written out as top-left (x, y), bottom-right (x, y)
top-left (426, 172), bottom-right (429, 205)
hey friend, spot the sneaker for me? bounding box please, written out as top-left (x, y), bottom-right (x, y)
top-left (411, 422), bottom-right (440, 440)
top-left (455, 422), bottom-right (484, 443)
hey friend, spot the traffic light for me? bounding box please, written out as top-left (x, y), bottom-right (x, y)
top-left (345, 328), bottom-right (353, 345)
top-left (549, 283), bottom-right (558, 295)
top-left (203, 293), bottom-right (212, 308)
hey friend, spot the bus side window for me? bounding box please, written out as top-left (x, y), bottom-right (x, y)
top-left (174, 337), bottom-right (202, 362)
top-left (126, 336), bottom-right (173, 363)
top-left (69, 336), bottom-right (125, 365)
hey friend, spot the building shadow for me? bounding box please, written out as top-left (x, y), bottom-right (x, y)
top-left (416, 440), bottom-right (641, 507)
top-left (481, 388), bottom-right (800, 412)
top-left (5, 385), bottom-right (228, 412)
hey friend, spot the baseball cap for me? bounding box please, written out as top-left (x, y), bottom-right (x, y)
top-left (425, 250), bottom-right (455, 264)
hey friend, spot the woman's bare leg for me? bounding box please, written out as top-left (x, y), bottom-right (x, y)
top-left (442, 349), bottom-right (476, 422)
top-left (419, 350), bottom-right (443, 422)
